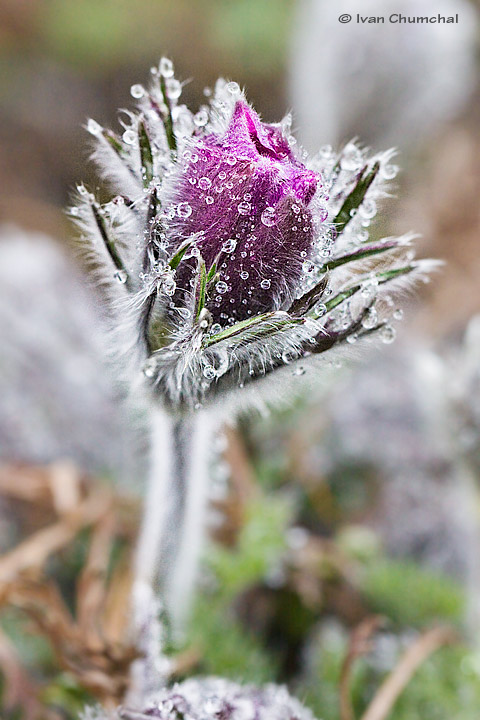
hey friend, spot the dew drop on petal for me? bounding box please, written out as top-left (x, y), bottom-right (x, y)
top-left (226, 155), bottom-right (237, 166)
top-left (222, 239), bottom-right (237, 253)
top-left (87, 119), bottom-right (102, 136)
top-left (123, 129), bottom-right (137, 145)
top-left (203, 365), bottom-right (216, 380)
top-left (282, 350), bottom-right (297, 364)
top-left (260, 279), bottom-right (271, 290)
top-left (293, 365), bottom-right (306, 376)
top-left (393, 308), bottom-right (404, 320)
top-left (177, 202), bottom-right (192, 218)
top-left (381, 324), bottom-right (396, 344)
top-left (194, 109), bottom-right (209, 127)
top-left (346, 333), bottom-right (358, 344)
top-left (166, 78), bottom-right (181, 100)
top-left (240, 270), bottom-right (249, 280)
top-left (215, 281), bottom-right (228, 294)
top-left (381, 164), bottom-right (399, 180)
top-left (211, 323), bottom-right (222, 335)
top-left (159, 57), bottom-right (174, 78)
top-left (205, 196), bottom-right (214, 204)
top-left (361, 306), bottom-right (378, 329)
top-left (226, 81), bottom-right (240, 95)
top-left (237, 201), bottom-right (251, 215)
top-left (198, 177), bottom-right (212, 190)
top-left (143, 357), bottom-right (157, 378)
top-left (302, 260), bottom-right (316, 274)
top-left (261, 207), bottom-right (276, 227)
top-left (130, 84), bottom-right (145, 99)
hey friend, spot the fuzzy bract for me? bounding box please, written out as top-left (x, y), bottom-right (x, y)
top-left (71, 59), bottom-right (437, 412)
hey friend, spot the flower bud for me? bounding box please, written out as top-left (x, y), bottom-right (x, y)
top-left (166, 101), bottom-right (319, 324)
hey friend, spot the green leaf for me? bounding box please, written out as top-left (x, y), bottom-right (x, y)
top-left (333, 161), bottom-right (380, 234)
top-left (159, 76), bottom-right (177, 153)
top-left (195, 259), bottom-right (207, 321)
top-left (318, 239), bottom-right (401, 273)
top-left (202, 312), bottom-right (303, 349)
top-left (138, 119), bottom-right (154, 187)
top-left (90, 201), bottom-right (130, 288)
top-left (314, 263), bottom-right (417, 318)
top-left (168, 240), bottom-right (193, 271)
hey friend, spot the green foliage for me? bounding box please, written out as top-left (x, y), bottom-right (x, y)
top-left (189, 595), bottom-right (278, 684)
top-left (362, 559), bottom-right (465, 627)
top-left (207, 494), bottom-right (291, 600)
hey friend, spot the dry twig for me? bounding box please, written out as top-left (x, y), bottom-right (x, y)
top-left (360, 626), bottom-right (458, 720)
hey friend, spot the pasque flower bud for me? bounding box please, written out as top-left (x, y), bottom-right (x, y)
top-left (167, 101), bottom-right (319, 323)
top-left (73, 58), bottom-right (437, 411)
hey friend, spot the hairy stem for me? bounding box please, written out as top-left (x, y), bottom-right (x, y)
top-left (131, 409), bottom-right (214, 697)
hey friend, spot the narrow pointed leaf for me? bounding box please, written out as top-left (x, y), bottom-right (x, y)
top-left (195, 260), bottom-right (207, 321)
top-left (318, 239), bottom-right (402, 273)
top-left (168, 240), bottom-right (193, 271)
top-left (90, 202), bottom-right (130, 288)
top-left (333, 161), bottom-right (380, 233)
top-left (158, 78), bottom-right (177, 153)
top-left (289, 275), bottom-right (329, 316)
top-left (138, 119), bottom-right (154, 187)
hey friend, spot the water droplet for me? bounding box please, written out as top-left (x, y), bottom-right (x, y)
top-left (113, 269), bottom-right (128, 284)
top-left (381, 324), bottom-right (396, 344)
top-left (318, 206), bottom-right (328, 222)
top-left (216, 280), bottom-right (228, 294)
top-left (316, 303), bottom-right (327, 317)
top-left (162, 275), bottom-right (176, 296)
top-left (260, 279), bottom-right (271, 290)
top-left (177, 307), bottom-right (191, 319)
top-left (198, 177), bottom-right (212, 190)
top-left (222, 239), bottom-right (237, 253)
top-left (123, 129), bottom-right (137, 145)
top-left (302, 260), bottom-right (316, 274)
top-left (226, 81), bottom-right (240, 95)
top-left (194, 109), bottom-right (208, 127)
top-left (292, 204), bottom-right (300, 214)
top-left (226, 154), bottom-right (237, 166)
top-left (87, 119), bottom-right (102, 136)
top-left (346, 333), bottom-right (358, 344)
top-left (361, 306), bottom-right (378, 329)
top-left (203, 365), bottom-right (216, 380)
top-left (359, 199), bottom-right (377, 220)
top-left (143, 358), bottom-right (157, 378)
top-left (340, 143), bottom-right (363, 172)
top-left (237, 201), bottom-right (251, 215)
top-left (293, 365), bottom-right (306, 376)
top-left (261, 207), bottom-right (276, 227)
top-left (240, 270), bottom-right (249, 280)
top-left (205, 196), bottom-right (214, 204)
top-left (165, 78), bottom-right (181, 100)
top-left (381, 164), bottom-right (399, 180)
top-left (361, 277), bottom-right (379, 300)
top-left (69, 206), bottom-right (79, 217)
top-left (177, 202), bottom-right (192, 218)
top-left (159, 57), bottom-right (174, 78)
top-left (282, 350), bottom-right (297, 364)
top-left (130, 84), bottom-right (145, 99)
top-left (393, 308), bottom-right (404, 320)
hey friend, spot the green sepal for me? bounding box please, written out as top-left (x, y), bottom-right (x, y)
top-left (333, 161), bottom-right (380, 234)
top-left (138, 119), bottom-right (154, 187)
